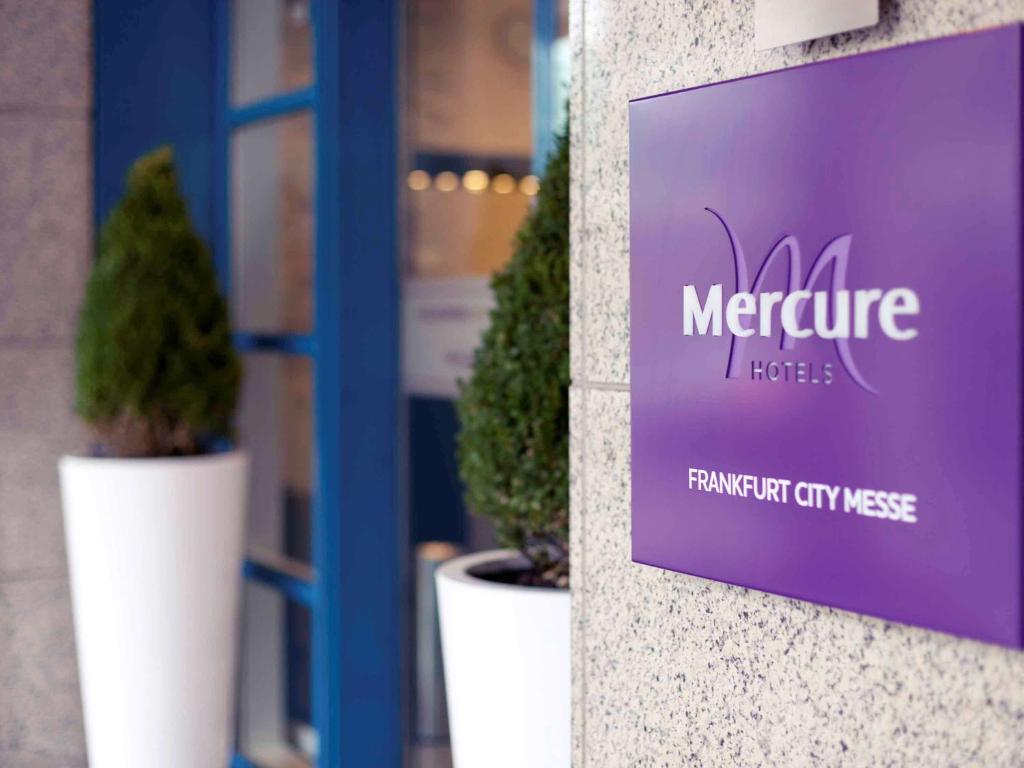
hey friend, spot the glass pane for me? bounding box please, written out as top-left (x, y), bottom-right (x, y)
top-left (408, 0), bottom-right (532, 159)
top-left (405, 0), bottom-right (533, 281)
top-left (237, 581), bottom-right (314, 767)
top-left (407, 172), bottom-right (534, 278)
top-left (239, 353), bottom-right (313, 565)
top-left (232, 0), bottom-right (313, 106)
top-left (231, 112), bottom-right (314, 333)
top-left (403, 3), bottom-right (536, 767)
top-left (402, 0), bottom-right (535, 397)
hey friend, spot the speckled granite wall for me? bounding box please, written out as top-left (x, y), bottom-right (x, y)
top-left (569, 2), bottom-right (1024, 766)
top-left (0, 1), bottom-right (91, 764)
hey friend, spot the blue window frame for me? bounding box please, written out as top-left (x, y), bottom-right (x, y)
top-left (533, 0), bottom-right (557, 173)
top-left (214, 2), bottom-right (402, 766)
top-left (533, 0), bottom-right (568, 172)
top-left (214, 3), bottom-right (318, 763)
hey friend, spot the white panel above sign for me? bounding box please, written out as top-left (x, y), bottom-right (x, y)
top-left (755, 0), bottom-right (879, 51)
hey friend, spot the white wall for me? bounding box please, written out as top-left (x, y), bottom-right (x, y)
top-left (570, 2), bottom-right (1024, 765)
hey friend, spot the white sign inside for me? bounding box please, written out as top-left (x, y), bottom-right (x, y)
top-left (402, 276), bottom-right (494, 399)
top-left (755, 0), bottom-right (878, 51)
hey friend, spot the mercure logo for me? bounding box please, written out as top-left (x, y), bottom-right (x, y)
top-left (682, 209), bottom-right (921, 393)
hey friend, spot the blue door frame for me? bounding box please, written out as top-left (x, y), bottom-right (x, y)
top-left (96, 1), bottom-right (402, 765)
top-left (94, 1), bottom-right (562, 764)
top-left (217, 1), bottom-right (403, 765)
top-left (310, 2), bottom-right (402, 765)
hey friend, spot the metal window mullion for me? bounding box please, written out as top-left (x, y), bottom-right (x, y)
top-left (229, 86), bottom-right (317, 129)
top-left (243, 557), bottom-right (318, 608)
top-left (233, 332), bottom-right (319, 357)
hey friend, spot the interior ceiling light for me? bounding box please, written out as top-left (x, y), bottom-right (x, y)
top-left (462, 170), bottom-right (490, 194)
top-left (435, 171), bottom-right (459, 192)
top-left (519, 175), bottom-right (540, 196)
top-left (491, 173), bottom-right (516, 194)
top-left (407, 170), bottom-right (431, 191)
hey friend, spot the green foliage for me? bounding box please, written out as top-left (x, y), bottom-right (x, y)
top-left (456, 132), bottom-right (570, 586)
top-left (75, 147), bottom-right (241, 457)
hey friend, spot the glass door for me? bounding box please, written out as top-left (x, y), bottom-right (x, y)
top-left (219, 2), bottom-right (317, 766)
top-left (218, 2), bottom-right (403, 766)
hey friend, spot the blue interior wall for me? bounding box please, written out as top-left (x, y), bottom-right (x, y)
top-left (94, 0), bottom-right (215, 241)
top-left (409, 397), bottom-right (467, 545)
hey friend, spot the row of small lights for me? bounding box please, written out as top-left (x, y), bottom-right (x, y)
top-left (407, 169), bottom-right (540, 197)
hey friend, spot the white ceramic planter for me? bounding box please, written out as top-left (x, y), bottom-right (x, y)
top-left (436, 549), bottom-right (570, 768)
top-left (59, 451), bottom-right (248, 768)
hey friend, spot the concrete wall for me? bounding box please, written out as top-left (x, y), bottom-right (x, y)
top-left (0, 1), bottom-right (90, 764)
top-left (569, 2), bottom-right (1024, 766)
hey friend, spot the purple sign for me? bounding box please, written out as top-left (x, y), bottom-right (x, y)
top-left (630, 25), bottom-right (1023, 646)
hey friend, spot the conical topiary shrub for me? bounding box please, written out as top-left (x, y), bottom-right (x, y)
top-left (75, 147), bottom-right (241, 457)
top-left (456, 131), bottom-right (570, 587)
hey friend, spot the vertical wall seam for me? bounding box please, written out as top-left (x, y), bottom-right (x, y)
top-left (576, 0), bottom-right (587, 373)
top-left (577, 385), bottom-right (588, 768)
top-left (578, 2), bottom-right (588, 391)
top-left (575, 2), bottom-right (588, 764)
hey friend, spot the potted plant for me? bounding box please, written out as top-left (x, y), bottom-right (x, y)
top-left (437, 132), bottom-right (570, 767)
top-left (59, 148), bottom-right (246, 768)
